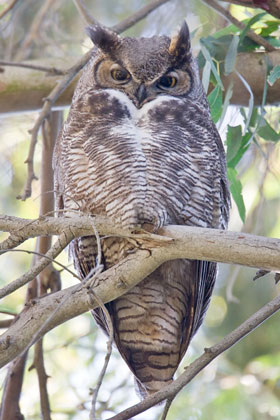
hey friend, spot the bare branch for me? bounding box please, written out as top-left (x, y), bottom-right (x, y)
top-left (1, 49), bottom-right (280, 114)
top-left (160, 398), bottom-right (174, 420)
top-left (0, 320), bottom-right (13, 329)
top-left (90, 291), bottom-right (113, 420)
top-left (0, 353), bottom-right (27, 420)
top-left (14, 0), bottom-right (57, 61)
top-left (0, 60), bottom-right (66, 75)
top-left (30, 340), bottom-right (52, 420)
top-left (0, 0), bottom-right (21, 20)
top-left (219, 0), bottom-right (280, 19)
top-left (105, 291), bottom-right (280, 420)
top-left (0, 221), bottom-right (280, 367)
top-left (1, 214), bottom-right (279, 271)
top-left (0, 276), bottom-right (38, 420)
top-left (73, 0), bottom-right (98, 26)
top-left (111, 0), bottom-right (171, 33)
top-left (203, 0), bottom-right (276, 52)
top-left (0, 232), bottom-right (74, 299)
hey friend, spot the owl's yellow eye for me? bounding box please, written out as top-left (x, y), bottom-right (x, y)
top-left (157, 74), bottom-right (177, 89)
top-left (111, 67), bottom-right (130, 83)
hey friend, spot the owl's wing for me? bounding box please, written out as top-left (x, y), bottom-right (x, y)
top-left (211, 120), bottom-right (231, 228)
top-left (192, 261), bottom-right (217, 334)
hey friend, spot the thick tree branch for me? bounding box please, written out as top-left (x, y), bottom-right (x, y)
top-left (1, 215), bottom-right (280, 271)
top-left (0, 216), bottom-right (279, 367)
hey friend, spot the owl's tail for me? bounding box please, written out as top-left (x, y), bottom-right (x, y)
top-left (109, 259), bottom-right (197, 399)
top-left (132, 353), bottom-right (174, 399)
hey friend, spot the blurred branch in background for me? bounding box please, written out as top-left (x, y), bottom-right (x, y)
top-left (1, 50), bottom-right (280, 114)
top-left (205, 0), bottom-right (276, 51)
top-left (0, 111), bottom-right (62, 420)
top-left (220, 0), bottom-right (280, 19)
top-left (0, 0), bottom-right (21, 20)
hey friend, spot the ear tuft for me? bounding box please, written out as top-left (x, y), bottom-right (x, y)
top-left (169, 21), bottom-right (191, 61)
top-left (86, 25), bottom-right (120, 53)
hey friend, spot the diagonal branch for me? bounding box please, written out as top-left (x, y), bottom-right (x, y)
top-left (0, 221), bottom-right (280, 368)
top-left (220, 0), bottom-right (280, 19)
top-left (203, 0), bottom-right (276, 52)
top-left (0, 232), bottom-right (74, 299)
top-left (0, 0), bottom-right (21, 20)
top-left (105, 290), bottom-right (280, 420)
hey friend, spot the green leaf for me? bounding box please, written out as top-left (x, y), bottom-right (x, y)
top-left (224, 34), bottom-right (239, 75)
top-left (239, 12), bottom-right (266, 45)
top-left (200, 43), bottom-right (224, 89)
top-left (227, 167), bottom-right (246, 223)
top-left (257, 118), bottom-right (280, 142)
top-left (202, 60), bottom-right (211, 93)
top-left (267, 65), bottom-right (280, 86)
top-left (208, 85), bottom-right (223, 123)
top-left (226, 125), bottom-right (251, 168)
top-left (212, 24), bottom-right (240, 38)
top-left (218, 81), bottom-right (233, 127)
top-left (258, 21), bottom-right (279, 37)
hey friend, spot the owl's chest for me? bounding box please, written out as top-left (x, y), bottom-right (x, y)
top-left (61, 90), bottom-right (220, 228)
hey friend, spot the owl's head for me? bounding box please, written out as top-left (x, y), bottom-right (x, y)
top-left (80, 22), bottom-right (202, 108)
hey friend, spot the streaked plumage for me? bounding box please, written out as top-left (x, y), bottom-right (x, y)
top-left (54, 22), bottom-right (230, 397)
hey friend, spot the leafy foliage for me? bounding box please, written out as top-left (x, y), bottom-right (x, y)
top-left (198, 12), bottom-right (280, 222)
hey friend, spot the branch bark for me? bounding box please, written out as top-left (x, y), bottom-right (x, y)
top-left (1, 215), bottom-right (280, 368)
top-left (220, 0), bottom-right (280, 19)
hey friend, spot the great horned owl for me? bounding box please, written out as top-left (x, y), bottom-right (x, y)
top-left (54, 22), bottom-right (230, 397)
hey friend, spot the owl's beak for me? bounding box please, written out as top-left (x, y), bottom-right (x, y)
top-left (136, 84), bottom-right (147, 107)
top-left (135, 84), bottom-right (155, 108)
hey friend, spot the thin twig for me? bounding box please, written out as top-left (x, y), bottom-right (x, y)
top-left (105, 291), bottom-right (280, 420)
top-left (30, 340), bottom-right (52, 420)
top-left (160, 397), bottom-right (174, 420)
top-left (111, 0), bottom-right (171, 33)
top-left (0, 320), bottom-right (13, 328)
top-left (203, 0), bottom-right (276, 52)
top-left (220, 0), bottom-right (280, 20)
top-left (0, 232), bottom-right (75, 299)
top-left (90, 290), bottom-right (113, 420)
top-left (0, 272), bottom-right (38, 420)
top-left (13, 264), bottom-right (104, 373)
top-left (8, 252), bottom-right (72, 279)
top-left (0, 0), bottom-right (21, 20)
top-left (14, 0), bottom-right (57, 61)
top-left (16, 48), bottom-right (92, 201)
top-left (90, 216), bottom-right (102, 267)
top-left (73, 0), bottom-right (98, 26)
top-left (0, 60), bottom-right (65, 75)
